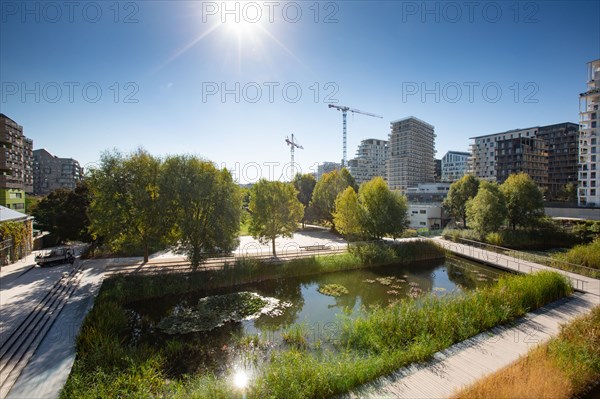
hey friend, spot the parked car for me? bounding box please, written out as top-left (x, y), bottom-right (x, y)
top-left (35, 247), bottom-right (75, 267)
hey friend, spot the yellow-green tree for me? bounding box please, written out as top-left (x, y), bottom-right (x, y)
top-left (466, 181), bottom-right (507, 238)
top-left (443, 174), bottom-right (480, 228)
top-left (333, 187), bottom-right (364, 241)
top-left (249, 179), bottom-right (303, 256)
top-left (500, 172), bottom-right (545, 230)
top-left (310, 168), bottom-right (357, 230)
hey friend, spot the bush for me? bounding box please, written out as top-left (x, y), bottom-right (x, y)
top-left (485, 232), bottom-right (503, 246)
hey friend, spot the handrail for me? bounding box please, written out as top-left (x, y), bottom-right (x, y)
top-left (455, 237), bottom-right (599, 274)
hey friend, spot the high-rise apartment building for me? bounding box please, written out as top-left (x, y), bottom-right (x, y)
top-left (469, 122), bottom-right (579, 196)
top-left (33, 149), bottom-right (84, 196)
top-left (348, 138), bottom-right (387, 185)
top-left (579, 59), bottom-right (600, 207)
top-left (441, 151), bottom-right (470, 182)
top-left (0, 114), bottom-right (33, 212)
top-left (537, 122), bottom-right (579, 200)
top-left (387, 117), bottom-right (435, 192)
top-left (495, 137), bottom-right (548, 187)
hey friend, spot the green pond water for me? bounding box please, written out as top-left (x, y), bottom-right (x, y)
top-left (125, 256), bottom-right (506, 378)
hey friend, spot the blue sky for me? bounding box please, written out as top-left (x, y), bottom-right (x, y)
top-left (1, 1), bottom-right (599, 183)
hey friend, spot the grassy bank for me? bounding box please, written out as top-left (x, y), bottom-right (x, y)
top-left (454, 305), bottom-right (600, 399)
top-left (62, 264), bottom-right (572, 398)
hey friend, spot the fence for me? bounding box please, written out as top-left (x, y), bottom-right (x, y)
top-left (440, 238), bottom-right (595, 292)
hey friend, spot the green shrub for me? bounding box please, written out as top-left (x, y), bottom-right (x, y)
top-left (485, 232), bottom-right (503, 246)
top-left (554, 238), bottom-right (600, 270)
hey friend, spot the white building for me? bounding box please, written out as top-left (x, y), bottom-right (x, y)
top-left (387, 117), bottom-right (436, 192)
top-left (441, 151), bottom-right (470, 182)
top-left (348, 138), bottom-right (388, 185)
top-left (579, 59), bottom-right (600, 207)
top-left (407, 204), bottom-right (444, 230)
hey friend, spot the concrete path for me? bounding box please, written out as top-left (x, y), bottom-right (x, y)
top-left (348, 292), bottom-right (599, 398)
top-left (434, 238), bottom-right (600, 295)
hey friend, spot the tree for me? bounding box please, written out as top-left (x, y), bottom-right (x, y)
top-left (88, 149), bottom-right (164, 263)
top-left (359, 177), bottom-right (408, 239)
top-left (293, 173), bottom-right (316, 228)
top-left (32, 181), bottom-right (91, 243)
top-left (334, 177), bottom-right (409, 241)
top-left (500, 172), bottom-right (544, 230)
top-left (333, 187), bottom-right (364, 241)
top-left (249, 179), bottom-right (303, 257)
top-left (466, 181), bottom-right (507, 238)
top-left (310, 168), bottom-right (357, 230)
top-left (443, 174), bottom-right (480, 228)
top-left (161, 155), bottom-right (241, 268)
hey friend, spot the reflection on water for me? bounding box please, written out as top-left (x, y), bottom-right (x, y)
top-left (126, 256), bottom-right (505, 377)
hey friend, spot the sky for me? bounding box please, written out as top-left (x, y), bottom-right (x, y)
top-left (1, 0), bottom-right (599, 183)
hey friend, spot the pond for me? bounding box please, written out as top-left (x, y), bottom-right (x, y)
top-left (125, 256), bottom-right (506, 379)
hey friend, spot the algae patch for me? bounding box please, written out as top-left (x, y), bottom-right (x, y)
top-left (158, 292), bottom-right (290, 334)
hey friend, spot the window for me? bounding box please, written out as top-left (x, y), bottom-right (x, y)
top-left (420, 222), bottom-right (427, 226)
top-left (420, 209), bottom-right (426, 214)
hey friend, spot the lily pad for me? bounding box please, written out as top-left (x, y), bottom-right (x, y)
top-left (318, 284), bottom-right (349, 297)
top-left (158, 292), bottom-right (289, 335)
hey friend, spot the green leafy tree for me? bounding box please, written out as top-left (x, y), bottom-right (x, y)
top-left (333, 187), bottom-right (364, 241)
top-left (359, 177), bottom-right (408, 239)
top-left (161, 155), bottom-right (241, 268)
top-left (500, 172), bottom-right (544, 230)
top-left (443, 174), bottom-right (480, 228)
top-left (466, 181), bottom-right (507, 238)
top-left (310, 168), bottom-right (357, 229)
top-left (32, 181), bottom-right (91, 243)
top-left (334, 177), bottom-right (409, 241)
top-left (249, 179), bottom-right (303, 256)
top-left (88, 149), bottom-right (164, 263)
top-left (293, 173), bottom-right (316, 228)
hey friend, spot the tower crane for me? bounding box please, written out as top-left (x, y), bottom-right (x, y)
top-left (328, 104), bottom-right (383, 167)
top-left (285, 134), bottom-right (303, 178)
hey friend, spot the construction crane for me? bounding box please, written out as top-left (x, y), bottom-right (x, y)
top-left (285, 134), bottom-right (303, 178)
top-left (328, 104), bottom-right (383, 167)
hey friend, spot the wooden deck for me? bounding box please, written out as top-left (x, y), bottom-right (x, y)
top-left (346, 238), bottom-right (600, 398)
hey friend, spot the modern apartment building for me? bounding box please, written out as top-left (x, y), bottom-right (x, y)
top-left (315, 161), bottom-right (341, 181)
top-left (348, 138), bottom-right (388, 185)
top-left (441, 151), bottom-right (470, 182)
top-left (469, 122), bottom-right (579, 195)
top-left (33, 149), bottom-right (84, 196)
top-left (495, 137), bottom-right (548, 187)
top-left (469, 127), bottom-right (537, 181)
top-left (0, 114), bottom-right (33, 212)
top-left (387, 117), bottom-right (436, 192)
top-left (578, 59), bottom-right (600, 207)
top-left (537, 122), bottom-right (579, 200)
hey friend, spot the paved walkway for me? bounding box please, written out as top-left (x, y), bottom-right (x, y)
top-left (434, 238), bottom-right (600, 295)
top-left (349, 292), bottom-right (599, 398)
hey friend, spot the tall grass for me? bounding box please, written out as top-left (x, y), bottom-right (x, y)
top-left (553, 238), bottom-right (600, 271)
top-left (453, 305), bottom-right (600, 399)
top-left (62, 269), bottom-right (572, 399)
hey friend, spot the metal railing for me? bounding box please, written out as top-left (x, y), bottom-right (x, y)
top-left (438, 238), bottom-right (594, 292)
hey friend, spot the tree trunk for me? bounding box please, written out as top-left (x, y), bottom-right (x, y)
top-left (272, 237), bottom-right (277, 257)
top-left (143, 242), bottom-right (149, 263)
